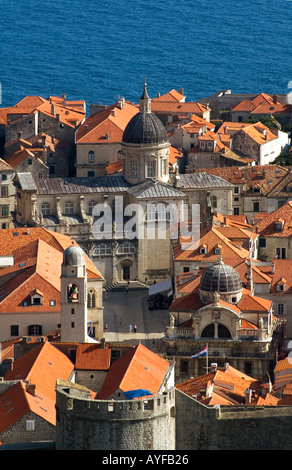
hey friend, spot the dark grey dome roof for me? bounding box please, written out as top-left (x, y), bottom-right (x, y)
top-left (63, 245), bottom-right (85, 266)
top-left (199, 259), bottom-right (242, 293)
top-left (122, 111), bottom-right (168, 145)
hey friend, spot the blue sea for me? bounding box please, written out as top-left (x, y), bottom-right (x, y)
top-left (1, 0), bottom-right (292, 110)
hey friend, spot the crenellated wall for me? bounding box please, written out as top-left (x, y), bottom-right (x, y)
top-left (55, 383), bottom-right (175, 450)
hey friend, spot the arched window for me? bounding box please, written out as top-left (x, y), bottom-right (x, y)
top-left (87, 290), bottom-right (96, 308)
top-left (94, 243), bottom-right (112, 255)
top-left (88, 151), bottom-right (95, 162)
top-left (41, 203), bottom-right (50, 215)
top-left (147, 203), bottom-right (175, 221)
top-left (117, 242), bottom-right (135, 254)
top-left (67, 283), bottom-right (79, 303)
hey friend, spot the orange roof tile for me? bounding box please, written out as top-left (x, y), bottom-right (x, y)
top-left (255, 201), bottom-right (292, 237)
top-left (98, 344), bottom-right (170, 400)
top-left (76, 101), bottom-right (138, 144)
top-left (4, 342), bottom-right (74, 402)
top-left (150, 100), bottom-right (208, 116)
top-left (232, 93), bottom-right (290, 115)
top-left (176, 364), bottom-right (260, 406)
top-left (75, 344), bottom-right (111, 370)
top-left (152, 89), bottom-right (185, 102)
top-left (173, 226), bottom-right (250, 265)
top-left (0, 380), bottom-right (56, 433)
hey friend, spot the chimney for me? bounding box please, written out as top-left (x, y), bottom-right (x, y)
top-left (180, 88), bottom-right (184, 96)
top-left (244, 388), bottom-right (252, 404)
top-left (51, 103), bottom-right (55, 116)
top-left (271, 262), bottom-right (275, 274)
top-left (273, 94), bottom-right (277, 104)
top-left (211, 363), bottom-right (217, 372)
top-left (17, 131), bottom-right (22, 139)
top-left (85, 124), bottom-right (88, 132)
top-left (26, 383), bottom-right (36, 397)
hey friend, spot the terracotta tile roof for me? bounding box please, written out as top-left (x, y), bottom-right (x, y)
top-left (75, 344), bottom-right (111, 370)
top-left (98, 344), bottom-right (170, 400)
top-left (150, 100), bottom-right (208, 116)
top-left (240, 122), bottom-right (277, 145)
top-left (76, 101), bottom-right (138, 144)
top-left (176, 365), bottom-right (262, 406)
top-left (169, 146), bottom-right (183, 167)
top-left (37, 100), bottom-right (85, 128)
top-left (0, 380), bottom-right (56, 433)
top-left (260, 259), bottom-right (292, 294)
top-left (232, 93), bottom-right (290, 115)
top-left (0, 227), bottom-right (102, 279)
top-left (4, 342), bottom-right (74, 401)
top-left (170, 291), bottom-right (203, 311)
top-left (254, 201), bottom-right (292, 237)
top-left (105, 160), bottom-right (123, 175)
top-left (234, 259), bottom-right (272, 286)
top-left (237, 288), bottom-right (272, 313)
top-left (193, 164), bottom-right (288, 195)
top-left (152, 89), bottom-right (185, 102)
top-left (0, 342), bottom-right (74, 432)
top-left (173, 226), bottom-right (250, 265)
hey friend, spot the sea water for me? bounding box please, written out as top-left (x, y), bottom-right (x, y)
top-left (0, 0), bottom-right (292, 109)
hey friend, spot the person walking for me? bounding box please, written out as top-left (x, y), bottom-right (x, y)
top-left (129, 323), bottom-right (132, 332)
top-left (133, 324), bottom-right (137, 333)
top-left (125, 281), bottom-right (130, 293)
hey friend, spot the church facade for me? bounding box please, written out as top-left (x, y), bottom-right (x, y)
top-left (13, 84), bottom-right (234, 285)
top-left (163, 257), bottom-right (280, 382)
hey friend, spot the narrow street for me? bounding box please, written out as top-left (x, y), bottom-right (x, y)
top-left (102, 281), bottom-right (170, 350)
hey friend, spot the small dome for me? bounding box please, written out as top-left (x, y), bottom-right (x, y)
top-left (122, 112), bottom-right (168, 145)
top-left (63, 245), bottom-right (85, 266)
top-left (199, 258), bottom-right (242, 294)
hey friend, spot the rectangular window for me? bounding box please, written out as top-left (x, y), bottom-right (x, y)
top-left (259, 238), bottom-right (266, 247)
top-left (146, 162), bottom-right (154, 178)
top-left (131, 161), bottom-right (137, 177)
top-left (88, 171), bottom-right (95, 177)
top-left (10, 325), bottom-right (19, 336)
top-left (1, 186), bottom-right (8, 197)
top-left (234, 187), bottom-right (239, 194)
top-left (277, 304), bottom-right (284, 315)
top-left (233, 207), bottom-right (239, 215)
top-left (253, 202), bottom-right (260, 212)
top-left (26, 420), bottom-right (35, 431)
top-left (65, 202), bottom-right (74, 214)
top-left (1, 205), bottom-right (9, 217)
top-left (28, 325), bottom-right (42, 335)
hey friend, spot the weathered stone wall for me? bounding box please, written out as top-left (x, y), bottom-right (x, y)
top-left (175, 388), bottom-right (292, 450)
top-left (0, 410), bottom-right (55, 445)
top-left (55, 385), bottom-right (175, 450)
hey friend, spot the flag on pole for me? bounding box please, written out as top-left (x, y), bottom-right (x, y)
top-left (192, 346), bottom-right (207, 358)
top-left (89, 317), bottom-right (93, 336)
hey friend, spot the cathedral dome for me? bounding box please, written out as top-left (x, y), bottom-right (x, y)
top-left (123, 111), bottom-right (168, 145)
top-left (122, 81), bottom-right (168, 145)
top-left (63, 245), bottom-right (85, 266)
top-left (200, 258), bottom-right (242, 294)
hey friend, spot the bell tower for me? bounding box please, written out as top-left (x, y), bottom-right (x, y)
top-left (60, 244), bottom-right (91, 343)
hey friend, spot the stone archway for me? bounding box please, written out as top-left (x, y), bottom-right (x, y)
top-left (120, 259), bottom-right (132, 280)
top-left (201, 323), bottom-right (232, 338)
